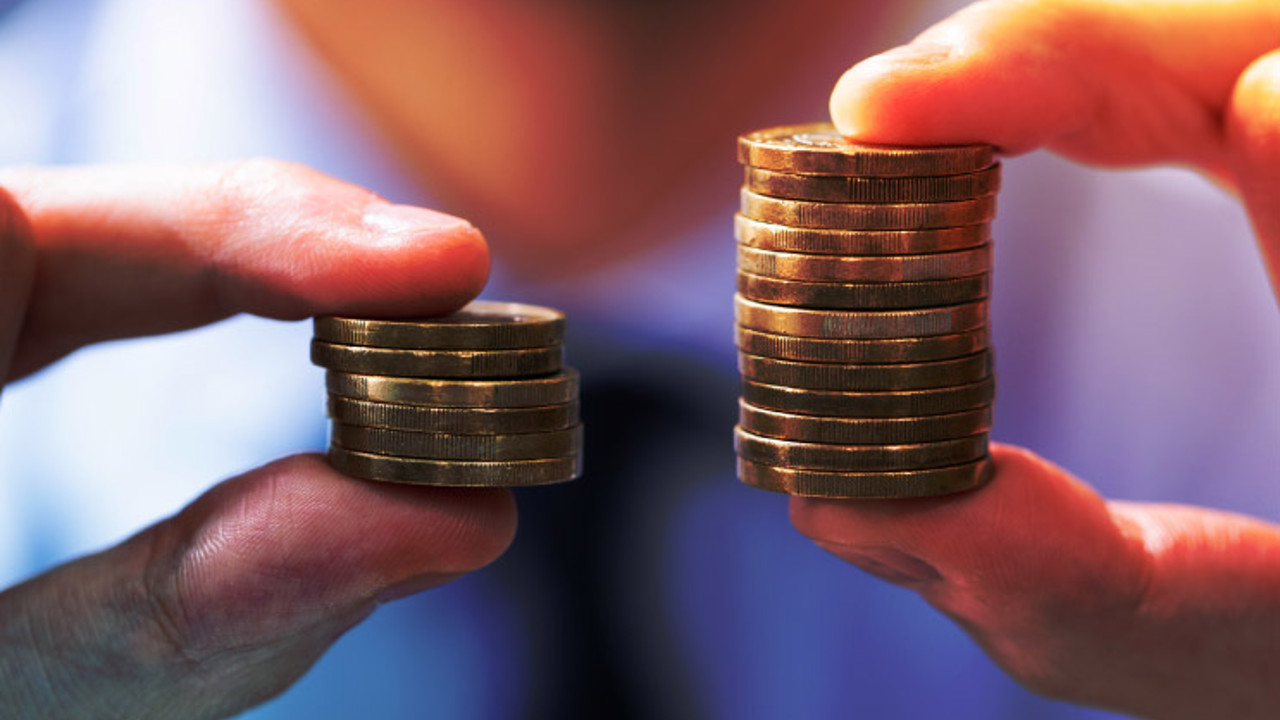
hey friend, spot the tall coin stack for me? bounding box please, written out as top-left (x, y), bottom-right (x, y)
top-left (312, 302), bottom-right (583, 486)
top-left (734, 124), bottom-right (997, 499)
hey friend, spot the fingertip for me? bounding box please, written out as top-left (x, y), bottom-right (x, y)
top-left (828, 42), bottom-right (962, 140)
top-left (1226, 49), bottom-right (1280, 290)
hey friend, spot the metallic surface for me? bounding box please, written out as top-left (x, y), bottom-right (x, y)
top-left (744, 165), bottom-right (1001, 203)
top-left (735, 215), bottom-right (991, 255)
top-left (331, 424), bottom-right (583, 461)
top-left (734, 295), bottom-right (988, 339)
top-left (739, 400), bottom-right (992, 444)
top-left (737, 272), bottom-right (989, 309)
top-left (327, 396), bottom-right (579, 433)
top-left (737, 124), bottom-right (994, 177)
top-left (734, 427), bottom-right (989, 471)
top-left (326, 370), bottom-right (579, 407)
top-left (735, 327), bottom-right (989, 363)
top-left (315, 301), bottom-right (565, 349)
top-left (740, 189), bottom-right (996, 230)
top-left (737, 456), bottom-right (994, 499)
top-left (742, 377), bottom-right (996, 418)
top-left (738, 244), bottom-right (992, 282)
top-left (328, 447), bottom-right (582, 486)
top-left (738, 351), bottom-right (992, 391)
top-left (311, 341), bottom-right (563, 378)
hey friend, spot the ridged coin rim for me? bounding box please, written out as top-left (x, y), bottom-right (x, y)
top-left (737, 456), bottom-right (994, 498)
top-left (328, 447), bottom-right (582, 486)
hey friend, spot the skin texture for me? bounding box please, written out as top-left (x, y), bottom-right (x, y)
top-left (800, 2), bottom-right (1280, 718)
top-left (0, 162), bottom-right (516, 719)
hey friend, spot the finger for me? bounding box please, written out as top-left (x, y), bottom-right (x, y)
top-left (0, 455), bottom-right (516, 720)
top-left (829, 0), bottom-right (1280, 171)
top-left (0, 187), bottom-right (35, 389)
top-left (791, 444), bottom-right (1280, 719)
top-left (1226, 49), bottom-right (1280, 294)
top-left (0, 161), bottom-right (490, 379)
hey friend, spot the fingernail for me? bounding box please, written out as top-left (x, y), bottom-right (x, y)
top-left (818, 543), bottom-right (942, 586)
top-left (361, 203), bottom-right (472, 243)
top-left (875, 41), bottom-right (956, 67)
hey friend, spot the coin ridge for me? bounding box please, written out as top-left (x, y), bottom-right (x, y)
top-left (734, 295), bottom-right (988, 339)
top-left (326, 369), bottom-right (580, 407)
top-left (327, 396), bottom-right (580, 433)
top-left (735, 427), bottom-right (989, 471)
top-left (737, 272), bottom-right (990, 310)
top-left (735, 215), bottom-right (991, 256)
top-left (735, 327), bottom-right (989, 363)
top-left (312, 341), bottom-right (563, 378)
top-left (331, 424), bottom-right (583, 461)
top-left (739, 400), bottom-right (993, 444)
top-left (315, 301), bottom-right (565, 350)
top-left (737, 124), bottom-right (994, 177)
top-left (328, 447), bottom-right (582, 486)
top-left (738, 350), bottom-right (992, 391)
top-left (744, 165), bottom-right (1001, 203)
top-left (741, 376), bottom-right (996, 418)
top-left (741, 189), bottom-right (997, 230)
top-left (738, 244), bottom-right (992, 283)
top-left (737, 456), bottom-right (994, 498)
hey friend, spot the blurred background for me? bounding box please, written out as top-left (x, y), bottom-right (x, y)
top-left (1, 0), bottom-right (1277, 718)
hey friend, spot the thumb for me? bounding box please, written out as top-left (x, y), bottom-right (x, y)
top-left (0, 187), bottom-right (35, 390)
top-left (1227, 48), bottom-right (1280, 296)
top-left (0, 455), bottom-right (517, 720)
top-left (792, 444), bottom-right (1280, 719)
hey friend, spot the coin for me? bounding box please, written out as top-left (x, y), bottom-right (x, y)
top-left (326, 370), bottom-right (579, 407)
top-left (311, 341), bottom-right (562, 378)
top-left (331, 423), bottom-right (583, 461)
top-left (736, 326), bottom-right (989, 363)
top-left (328, 396), bottom-right (579, 433)
top-left (329, 447), bottom-right (582, 486)
top-left (742, 377), bottom-right (995, 418)
top-left (741, 190), bottom-right (996, 231)
top-left (739, 351), bottom-right (992, 391)
top-left (737, 272), bottom-right (989, 310)
top-left (735, 215), bottom-right (991, 256)
top-left (744, 165), bottom-right (1001, 203)
top-left (739, 400), bottom-right (992, 444)
top-left (737, 124), bottom-right (994, 177)
top-left (735, 295), bottom-right (987, 339)
top-left (315, 302), bottom-right (564, 350)
top-left (737, 457), bottom-right (994, 499)
top-left (735, 427), bottom-right (989, 471)
top-left (738, 245), bottom-right (992, 283)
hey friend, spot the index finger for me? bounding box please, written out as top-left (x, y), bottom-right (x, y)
top-left (829, 0), bottom-right (1280, 172)
top-left (0, 160), bottom-right (489, 379)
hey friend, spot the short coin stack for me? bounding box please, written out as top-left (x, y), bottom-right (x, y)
top-left (734, 123), bottom-right (997, 498)
top-left (312, 302), bottom-right (582, 486)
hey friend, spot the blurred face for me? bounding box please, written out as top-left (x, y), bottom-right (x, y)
top-left (276, 0), bottom-right (903, 278)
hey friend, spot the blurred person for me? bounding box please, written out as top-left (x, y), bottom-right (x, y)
top-left (0, 1), bottom-right (1278, 720)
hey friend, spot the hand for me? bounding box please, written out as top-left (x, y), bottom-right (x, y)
top-left (794, 2), bottom-right (1280, 718)
top-left (0, 161), bottom-right (517, 719)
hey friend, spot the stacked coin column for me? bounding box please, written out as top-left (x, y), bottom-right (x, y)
top-left (734, 124), bottom-right (997, 499)
top-left (311, 302), bottom-right (583, 486)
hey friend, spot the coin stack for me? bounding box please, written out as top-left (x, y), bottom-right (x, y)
top-left (734, 123), bottom-right (997, 499)
top-left (311, 302), bottom-right (583, 487)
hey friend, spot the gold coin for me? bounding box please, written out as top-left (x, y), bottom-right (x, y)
top-left (738, 245), bottom-right (992, 283)
top-left (735, 295), bottom-right (987, 339)
top-left (328, 447), bottom-right (582, 486)
top-left (315, 301), bottom-right (564, 349)
top-left (328, 397), bottom-right (579, 433)
top-left (326, 369), bottom-right (579, 407)
top-left (742, 377), bottom-right (996, 418)
top-left (311, 341), bottom-right (562, 378)
top-left (739, 400), bottom-right (992, 444)
top-left (744, 165), bottom-right (1001, 203)
top-left (738, 350), bottom-right (992, 391)
top-left (735, 427), bottom-right (988, 471)
top-left (331, 423), bottom-right (583, 461)
top-left (740, 189), bottom-right (996, 230)
top-left (735, 215), bottom-right (990, 256)
top-left (737, 456), bottom-right (993, 499)
top-left (737, 124), bottom-right (994, 177)
top-left (737, 272), bottom-right (989, 310)
top-left (736, 327), bottom-right (988, 363)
